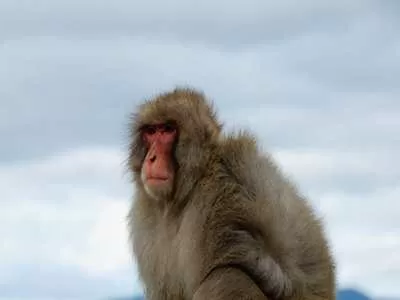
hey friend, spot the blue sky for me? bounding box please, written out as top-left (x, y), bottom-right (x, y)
top-left (1, 1), bottom-right (399, 299)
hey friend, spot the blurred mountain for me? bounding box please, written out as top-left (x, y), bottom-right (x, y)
top-left (109, 296), bottom-right (143, 300)
top-left (338, 289), bottom-right (371, 300)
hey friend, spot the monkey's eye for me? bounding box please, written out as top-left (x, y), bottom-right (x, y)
top-left (142, 126), bottom-right (156, 135)
top-left (163, 123), bottom-right (176, 133)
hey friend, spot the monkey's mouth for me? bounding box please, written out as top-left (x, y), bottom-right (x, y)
top-left (146, 176), bottom-right (169, 184)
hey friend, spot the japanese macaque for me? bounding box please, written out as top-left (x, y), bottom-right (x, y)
top-left (127, 87), bottom-right (336, 300)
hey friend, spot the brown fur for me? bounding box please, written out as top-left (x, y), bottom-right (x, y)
top-left (127, 87), bottom-right (336, 300)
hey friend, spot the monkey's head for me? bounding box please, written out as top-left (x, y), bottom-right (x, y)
top-left (129, 87), bottom-right (222, 202)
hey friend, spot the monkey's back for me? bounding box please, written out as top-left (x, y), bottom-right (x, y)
top-left (200, 132), bottom-right (337, 299)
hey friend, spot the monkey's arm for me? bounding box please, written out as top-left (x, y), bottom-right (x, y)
top-left (193, 266), bottom-right (267, 300)
top-left (194, 201), bottom-right (293, 300)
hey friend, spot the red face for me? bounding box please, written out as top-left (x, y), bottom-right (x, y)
top-left (140, 123), bottom-right (177, 200)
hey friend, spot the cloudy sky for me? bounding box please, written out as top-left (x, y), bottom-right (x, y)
top-left (1, 0), bottom-right (399, 299)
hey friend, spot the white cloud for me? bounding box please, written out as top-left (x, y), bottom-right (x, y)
top-left (69, 198), bottom-right (132, 275)
top-left (0, 147), bottom-right (142, 297)
top-left (273, 149), bottom-right (399, 190)
top-left (0, 0), bottom-right (375, 44)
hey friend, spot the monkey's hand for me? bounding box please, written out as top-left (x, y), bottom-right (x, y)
top-left (193, 266), bottom-right (267, 300)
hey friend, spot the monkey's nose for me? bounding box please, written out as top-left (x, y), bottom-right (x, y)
top-left (149, 155), bottom-right (156, 163)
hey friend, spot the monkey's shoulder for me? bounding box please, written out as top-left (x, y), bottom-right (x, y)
top-left (218, 130), bottom-right (258, 157)
top-left (213, 132), bottom-right (312, 217)
top-left (216, 131), bottom-right (278, 190)
top-left (217, 131), bottom-right (258, 169)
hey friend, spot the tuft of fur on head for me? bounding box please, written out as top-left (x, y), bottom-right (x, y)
top-left (129, 87), bottom-right (223, 204)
